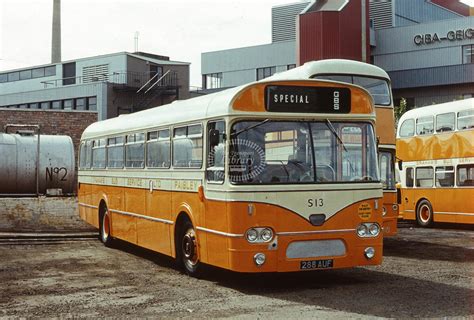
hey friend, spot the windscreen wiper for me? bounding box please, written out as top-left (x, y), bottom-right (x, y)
top-left (231, 119), bottom-right (270, 137)
top-left (325, 119), bottom-right (348, 152)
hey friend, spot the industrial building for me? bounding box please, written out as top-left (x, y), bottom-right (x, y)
top-left (201, 0), bottom-right (474, 108)
top-left (0, 51), bottom-right (190, 152)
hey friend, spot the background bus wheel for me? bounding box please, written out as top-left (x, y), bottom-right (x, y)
top-left (99, 207), bottom-right (114, 247)
top-left (416, 200), bottom-right (433, 227)
top-left (179, 221), bottom-right (201, 277)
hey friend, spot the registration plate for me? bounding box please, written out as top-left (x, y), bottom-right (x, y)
top-left (300, 259), bottom-right (333, 270)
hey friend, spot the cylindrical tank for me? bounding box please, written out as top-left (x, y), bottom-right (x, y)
top-left (0, 133), bottom-right (75, 195)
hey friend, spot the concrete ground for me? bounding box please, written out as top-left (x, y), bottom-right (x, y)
top-left (0, 222), bottom-right (473, 318)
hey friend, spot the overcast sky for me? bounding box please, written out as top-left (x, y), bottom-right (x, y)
top-left (0, 0), bottom-right (297, 87)
top-left (1, 0), bottom-right (473, 87)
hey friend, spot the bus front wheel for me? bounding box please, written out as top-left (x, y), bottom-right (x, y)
top-left (416, 200), bottom-right (433, 227)
top-left (99, 206), bottom-right (114, 247)
top-left (178, 220), bottom-right (201, 277)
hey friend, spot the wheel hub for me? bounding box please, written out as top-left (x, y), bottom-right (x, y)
top-left (182, 230), bottom-right (198, 266)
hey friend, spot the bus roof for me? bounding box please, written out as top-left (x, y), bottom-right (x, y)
top-left (398, 98), bottom-right (474, 129)
top-left (267, 59), bottom-right (390, 82)
top-left (82, 79), bottom-right (374, 140)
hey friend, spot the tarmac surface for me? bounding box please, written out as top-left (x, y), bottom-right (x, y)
top-left (1, 222), bottom-right (473, 318)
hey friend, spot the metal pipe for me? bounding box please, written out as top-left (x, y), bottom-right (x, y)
top-left (137, 72), bottom-right (159, 93)
top-left (144, 70), bottom-right (171, 94)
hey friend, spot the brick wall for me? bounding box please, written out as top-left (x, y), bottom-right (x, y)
top-left (0, 197), bottom-right (95, 232)
top-left (0, 109), bottom-right (98, 155)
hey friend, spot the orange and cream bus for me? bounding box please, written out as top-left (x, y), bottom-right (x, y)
top-left (78, 78), bottom-right (383, 276)
top-left (267, 59), bottom-right (398, 236)
top-left (396, 98), bottom-right (474, 226)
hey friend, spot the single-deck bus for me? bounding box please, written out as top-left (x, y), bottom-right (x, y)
top-left (267, 59), bottom-right (398, 236)
top-left (78, 78), bottom-right (383, 276)
top-left (396, 99), bottom-right (474, 226)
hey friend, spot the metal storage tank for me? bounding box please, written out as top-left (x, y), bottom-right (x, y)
top-left (0, 132), bottom-right (75, 195)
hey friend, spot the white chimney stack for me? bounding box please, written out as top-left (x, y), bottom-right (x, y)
top-left (51, 0), bottom-right (61, 63)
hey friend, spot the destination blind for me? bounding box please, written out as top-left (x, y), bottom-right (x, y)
top-left (265, 85), bottom-right (351, 113)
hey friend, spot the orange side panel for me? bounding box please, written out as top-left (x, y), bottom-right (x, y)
top-left (397, 131), bottom-right (474, 161)
top-left (375, 107), bottom-right (396, 145)
top-left (382, 191), bottom-right (398, 237)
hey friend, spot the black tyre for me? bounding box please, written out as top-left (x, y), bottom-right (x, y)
top-left (178, 220), bottom-right (201, 277)
top-left (416, 199), bottom-right (434, 227)
top-left (99, 206), bottom-right (114, 247)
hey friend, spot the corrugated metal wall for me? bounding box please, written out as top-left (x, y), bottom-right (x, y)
top-left (298, 0), bottom-right (370, 64)
top-left (394, 0), bottom-right (462, 27)
top-left (272, 2), bottom-right (310, 42)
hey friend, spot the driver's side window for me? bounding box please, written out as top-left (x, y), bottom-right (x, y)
top-left (207, 120), bottom-right (226, 183)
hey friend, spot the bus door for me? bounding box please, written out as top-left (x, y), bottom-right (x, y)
top-left (204, 120), bottom-right (227, 266)
top-left (402, 167), bottom-right (416, 219)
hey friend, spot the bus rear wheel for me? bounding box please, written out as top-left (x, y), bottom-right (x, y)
top-left (99, 207), bottom-right (114, 247)
top-left (416, 200), bottom-right (433, 227)
top-left (178, 220), bottom-right (201, 277)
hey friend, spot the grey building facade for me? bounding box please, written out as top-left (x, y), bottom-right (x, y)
top-left (0, 52), bottom-right (190, 120)
top-left (201, 0), bottom-right (473, 107)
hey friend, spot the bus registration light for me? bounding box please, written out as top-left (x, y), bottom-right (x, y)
top-left (254, 253), bottom-right (266, 266)
top-left (364, 247), bottom-right (375, 259)
top-left (357, 223), bottom-right (380, 238)
top-left (382, 206), bottom-right (387, 216)
top-left (246, 227), bottom-right (274, 243)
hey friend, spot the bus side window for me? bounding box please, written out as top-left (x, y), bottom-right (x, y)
top-left (416, 167), bottom-right (434, 188)
top-left (435, 166), bottom-right (454, 187)
top-left (406, 167), bottom-right (414, 188)
top-left (107, 136), bottom-right (124, 168)
top-left (147, 129), bottom-right (170, 168)
top-left (207, 120), bottom-right (226, 182)
top-left (457, 164), bottom-right (474, 186)
top-left (399, 119), bottom-right (415, 137)
top-left (173, 125), bottom-right (203, 168)
top-left (436, 113), bottom-right (455, 133)
top-left (92, 139), bottom-right (106, 169)
top-left (79, 141), bottom-right (90, 169)
top-left (416, 116), bottom-right (434, 136)
top-left (457, 109), bottom-right (474, 130)
top-left (125, 133), bottom-right (145, 168)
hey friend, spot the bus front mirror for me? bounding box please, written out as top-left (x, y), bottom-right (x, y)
top-left (397, 160), bottom-right (403, 171)
top-left (209, 129), bottom-right (220, 147)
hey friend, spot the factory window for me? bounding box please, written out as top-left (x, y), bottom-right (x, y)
top-left (8, 72), bottom-right (19, 82)
top-left (51, 100), bottom-right (61, 109)
top-left (44, 66), bottom-right (56, 77)
top-left (204, 73), bottom-right (222, 89)
top-left (19, 70), bottom-right (32, 80)
top-left (63, 99), bottom-right (73, 110)
top-left (19, 104), bottom-right (28, 109)
top-left (87, 97), bottom-right (97, 111)
top-left (40, 102), bottom-right (50, 109)
top-left (0, 73), bottom-right (7, 83)
top-left (32, 68), bottom-right (45, 78)
top-left (287, 64), bottom-right (296, 70)
top-left (462, 45), bottom-right (473, 64)
top-left (29, 103), bottom-right (39, 109)
top-left (256, 66), bottom-right (276, 80)
top-left (75, 98), bottom-right (86, 110)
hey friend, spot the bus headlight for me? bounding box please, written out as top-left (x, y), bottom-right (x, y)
top-left (246, 228), bottom-right (258, 242)
top-left (392, 204), bottom-right (398, 212)
top-left (254, 253), bottom-right (266, 266)
top-left (357, 224), bottom-right (368, 237)
top-left (368, 224), bottom-right (380, 236)
top-left (364, 247), bottom-right (375, 259)
top-left (245, 227), bottom-right (274, 243)
top-left (357, 223), bottom-right (380, 238)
